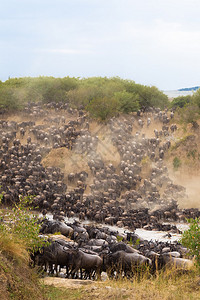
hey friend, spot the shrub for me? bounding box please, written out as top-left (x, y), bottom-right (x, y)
top-left (177, 104), bottom-right (200, 125)
top-left (87, 96), bottom-right (120, 121)
top-left (181, 218), bottom-right (200, 267)
top-left (0, 195), bottom-right (47, 254)
top-left (128, 84), bottom-right (169, 109)
top-left (192, 88), bottom-right (200, 108)
top-left (170, 95), bottom-right (192, 109)
top-left (0, 76), bottom-right (169, 115)
top-left (173, 157), bottom-right (181, 170)
top-left (114, 90), bottom-right (140, 113)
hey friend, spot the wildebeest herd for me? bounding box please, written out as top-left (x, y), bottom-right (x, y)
top-left (0, 102), bottom-right (199, 279)
top-left (32, 218), bottom-right (193, 279)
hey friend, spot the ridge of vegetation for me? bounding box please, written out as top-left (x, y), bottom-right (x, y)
top-left (1, 76), bottom-right (200, 122)
top-left (0, 76), bottom-right (169, 120)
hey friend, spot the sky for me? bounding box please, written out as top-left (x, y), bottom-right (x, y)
top-left (1, 0), bottom-right (200, 90)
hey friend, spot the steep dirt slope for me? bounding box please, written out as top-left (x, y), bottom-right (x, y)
top-left (4, 109), bottom-right (200, 209)
top-left (166, 122), bottom-right (200, 208)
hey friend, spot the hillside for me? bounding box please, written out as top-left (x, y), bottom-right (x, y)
top-left (0, 234), bottom-right (46, 300)
top-left (1, 103), bottom-right (200, 215)
top-left (1, 80), bottom-right (200, 299)
top-left (165, 121), bottom-right (200, 208)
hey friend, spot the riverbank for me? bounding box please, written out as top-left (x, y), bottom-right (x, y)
top-left (1, 245), bottom-right (200, 300)
top-left (42, 270), bottom-right (200, 300)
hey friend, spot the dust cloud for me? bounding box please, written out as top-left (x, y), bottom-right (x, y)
top-left (168, 166), bottom-right (200, 209)
top-left (6, 108), bottom-right (200, 211)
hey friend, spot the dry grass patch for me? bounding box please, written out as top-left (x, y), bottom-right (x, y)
top-left (42, 268), bottom-right (200, 300)
top-left (0, 232), bottom-right (47, 300)
top-left (0, 232), bottom-right (29, 263)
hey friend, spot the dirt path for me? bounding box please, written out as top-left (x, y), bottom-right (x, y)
top-left (41, 277), bottom-right (97, 289)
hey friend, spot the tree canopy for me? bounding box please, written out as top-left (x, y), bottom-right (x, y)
top-left (0, 76), bottom-right (170, 120)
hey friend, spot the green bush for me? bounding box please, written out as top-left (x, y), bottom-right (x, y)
top-left (181, 218), bottom-right (200, 267)
top-left (192, 88), bottom-right (200, 108)
top-left (126, 83), bottom-right (169, 109)
top-left (87, 96), bottom-right (120, 121)
top-left (170, 95), bottom-right (192, 109)
top-left (177, 104), bottom-right (200, 125)
top-left (114, 90), bottom-right (140, 113)
top-left (0, 195), bottom-right (47, 254)
top-left (0, 76), bottom-right (78, 110)
top-left (173, 157), bottom-right (182, 170)
top-left (0, 76), bottom-right (170, 116)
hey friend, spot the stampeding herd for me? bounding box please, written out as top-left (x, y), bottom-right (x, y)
top-left (0, 102), bottom-right (199, 279)
top-left (30, 218), bottom-right (193, 280)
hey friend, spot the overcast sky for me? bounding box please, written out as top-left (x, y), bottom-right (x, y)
top-left (1, 0), bottom-right (200, 90)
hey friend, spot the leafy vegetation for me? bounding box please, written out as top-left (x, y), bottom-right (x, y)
top-left (181, 218), bottom-right (200, 268)
top-left (87, 96), bottom-right (120, 120)
top-left (130, 83), bottom-right (169, 109)
top-left (173, 157), bottom-right (182, 170)
top-left (192, 88), bottom-right (200, 108)
top-left (170, 90), bottom-right (200, 126)
top-left (1, 76), bottom-right (200, 124)
top-left (0, 76), bottom-right (78, 111)
top-left (114, 90), bottom-right (139, 113)
top-left (177, 104), bottom-right (200, 125)
top-left (170, 95), bottom-right (192, 109)
top-left (0, 76), bottom-right (169, 120)
top-left (0, 195), bottom-right (47, 254)
top-left (0, 194), bottom-right (49, 299)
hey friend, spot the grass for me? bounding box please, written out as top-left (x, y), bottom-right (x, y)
top-left (44, 286), bottom-right (86, 300)
top-left (0, 231), bottom-right (47, 300)
top-left (42, 268), bottom-right (200, 300)
top-left (0, 253), bottom-right (46, 300)
top-left (0, 231), bottom-right (29, 263)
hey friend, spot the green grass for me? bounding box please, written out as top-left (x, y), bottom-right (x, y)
top-left (44, 286), bottom-right (85, 300)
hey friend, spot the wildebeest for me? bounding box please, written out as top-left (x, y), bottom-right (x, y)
top-left (104, 250), bottom-right (152, 278)
top-left (70, 249), bottom-right (103, 279)
top-left (39, 219), bottom-right (73, 237)
top-left (33, 240), bottom-right (72, 276)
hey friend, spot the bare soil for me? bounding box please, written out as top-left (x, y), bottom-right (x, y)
top-left (41, 277), bottom-right (97, 289)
